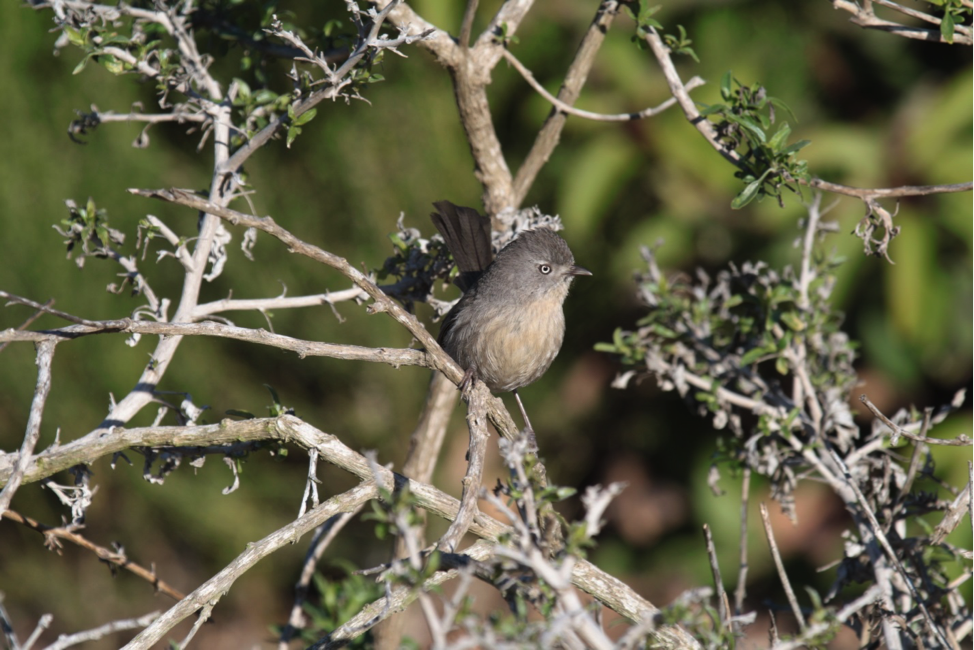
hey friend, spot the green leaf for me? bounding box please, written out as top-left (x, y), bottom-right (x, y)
top-left (780, 139), bottom-right (811, 156)
top-left (73, 54), bottom-right (94, 75)
top-left (724, 113), bottom-right (766, 143)
top-left (941, 10), bottom-right (955, 43)
top-left (697, 103), bottom-right (728, 117)
top-left (225, 409), bottom-right (256, 419)
top-left (767, 123), bottom-right (791, 153)
top-left (720, 71), bottom-right (733, 101)
top-left (780, 310), bottom-right (806, 332)
top-left (286, 125), bottom-right (301, 147)
top-left (99, 54), bottom-right (124, 75)
top-left (740, 345), bottom-right (773, 366)
top-left (65, 26), bottom-right (87, 47)
top-left (731, 176), bottom-right (763, 209)
top-left (233, 78), bottom-right (252, 98)
top-left (293, 108), bottom-right (317, 126)
top-left (252, 89), bottom-right (278, 105)
top-left (775, 355), bottom-right (789, 375)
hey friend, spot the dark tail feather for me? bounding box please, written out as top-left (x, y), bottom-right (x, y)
top-left (431, 201), bottom-right (493, 290)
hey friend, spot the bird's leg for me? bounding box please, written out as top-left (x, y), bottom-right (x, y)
top-left (458, 366), bottom-right (477, 396)
top-left (512, 389), bottom-right (538, 450)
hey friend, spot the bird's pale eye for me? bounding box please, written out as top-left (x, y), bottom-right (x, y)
top-left (538, 264), bottom-right (552, 275)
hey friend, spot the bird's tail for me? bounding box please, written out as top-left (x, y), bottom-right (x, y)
top-left (430, 200), bottom-right (493, 290)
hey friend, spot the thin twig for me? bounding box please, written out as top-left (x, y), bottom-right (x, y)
top-left (828, 450), bottom-right (951, 647)
top-left (759, 503), bottom-right (807, 631)
top-left (0, 298), bottom-right (53, 355)
top-left (0, 340), bottom-right (56, 514)
top-left (2, 510), bottom-right (185, 601)
top-left (769, 585), bottom-right (883, 650)
top-left (502, 48), bottom-right (704, 123)
top-left (0, 317), bottom-right (429, 369)
top-left (860, 395), bottom-right (972, 446)
top-left (702, 524), bottom-right (729, 630)
top-left (122, 481), bottom-right (378, 650)
top-left (458, 0), bottom-right (479, 49)
top-left (734, 468), bottom-right (751, 617)
top-left (513, 0), bottom-right (621, 205)
top-left (277, 507), bottom-right (363, 648)
top-left (43, 611), bottom-right (161, 650)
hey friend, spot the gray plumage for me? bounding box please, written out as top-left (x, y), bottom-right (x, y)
top-left (432, 202), bottom-right (591, 395)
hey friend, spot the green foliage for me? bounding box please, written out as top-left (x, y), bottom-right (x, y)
top-left (270, 560), bottom-right (385, 648)
top-left (926, 0), bottom-right (973, 43)
top-left (54, 197), bottom-right (125, 265)
top-left (700, 73), bottom-right (811, 209)
top-left (596, 226), bottom-right (859, 516)
top-left (623, 1), bottom-right (698, 61)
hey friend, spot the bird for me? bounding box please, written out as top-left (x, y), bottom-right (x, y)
top-left (431, 200), bottom-right (591, 438)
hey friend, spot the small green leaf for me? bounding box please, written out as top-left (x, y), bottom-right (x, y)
top-left (775, 355), bottom-right (789, 375)
top-left (731, 177), bottom-right (763, 209)
top-left (100, 54), bottom-right (124, 75)
top-left (293, 107), bottom-right (317, 126)
top-left (780, 139), bottom-right (811, 156)
top-left (780, 310), bottom-right (806, 332)
top-left (233, 78), bottom-right (252, 98)
top-left (65, 26), bottom-right (87, 47)
top-left (724, 113), bottom-right (766, 143)
top-left (767, 123), bottom-right (791, 153)
top-left (720, 71), bottom-right (733, 100)
top-left (941, 10), bottom-right (955, 43)
top-left (225, 409), bottom-right (256, 419)
top-left (286, 125), bottom-right (301, 147)
top-left (740, 345), bottom-right (773, 366)
top-left (697, 103), bottom-right (728, 117)
top-left (73, 54), bottom-right (93, 75)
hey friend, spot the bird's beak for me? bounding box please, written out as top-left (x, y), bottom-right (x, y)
top-left (568, 265), bottom-right (592, 277)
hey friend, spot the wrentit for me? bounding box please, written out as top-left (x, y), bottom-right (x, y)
top-left (431, 200), bottom-right (591, 436)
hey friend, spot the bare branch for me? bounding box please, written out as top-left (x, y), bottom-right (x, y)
top-left (512, 0), bottom-right (619, 204)
top-left (760, 503), bottom-right (807, 632)
top-left (808, 178), bottom-right (973, 199)
top-left (733, 468), bottom-right (751, 617)
top-left (43, 611), bottom-right (161, 650)
top-left (0, 340), bottom-right (56, 514)
top-left (437, 382), bottom-right (490, 551)
top-left (769, 585), bottom-right (883, 650)
top-left (860, 394), bottom-right (972, 446)
top-left (829, 450), bottom-right (951, 647)
top-left (122, 481), bottom-right (378, 649)
top-left (277, 508), bottom-right (363, 648)
top-left (0, 298), bottom-right (53, 355)
top-left (0, 318), bottom-right (430, 369)
top-left (702, 524), bottom-right (729, 630)
top-left (193, 289), bottom-right (366, 318)
top-left (0, 415), bottom-right (666, 631)
top-left (503, 48), bottom-right (705, 123)
top-left (2, 510), bottom-right (185, 602)
top-left (458, 0), bottom-right (479, 49)
top-left (831, 0), bottom-right (972, 45)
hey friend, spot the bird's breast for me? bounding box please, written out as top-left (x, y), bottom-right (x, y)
top-left (469, 294), bottom-right (566, 393)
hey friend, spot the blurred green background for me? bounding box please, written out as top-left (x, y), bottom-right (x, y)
top-left (0, 0), bottom-right (970, 647)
